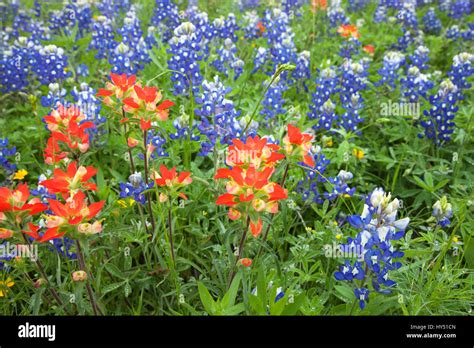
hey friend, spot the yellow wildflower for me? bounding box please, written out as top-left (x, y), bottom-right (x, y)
top-left (13, 169), bottom-right (28, 180)
top-left (0, 278), bottom-right (14, 297)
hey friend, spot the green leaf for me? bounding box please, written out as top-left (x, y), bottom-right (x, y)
top-left (222, 303), bottom-right (245, 315)
top-left (102, 282), bottom-right (126, 295)
top-left (221, 272), bottom-right (241, 309)
top-left (198, 282), bottom-right (216, 314)
top-left (334, 284), bottom-right (354, 303)
top-left (105, 263), bottom-right (126, 280)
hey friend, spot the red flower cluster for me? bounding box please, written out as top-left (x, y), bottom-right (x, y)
top-left (43, 105), bottom-right (95, 164)
top-left (0, 184), bottom-right (47, 240)
top-left (152, 165), bottom-right (192, 202)
top-left (98, 73), bottom-right (174, 131)
top-left (283, 124), bottom-right (315, 167)
top-left (215, 136), bottom-right (288, 237)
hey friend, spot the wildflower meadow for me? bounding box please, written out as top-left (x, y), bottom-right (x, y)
top-left (0, 0), bottom-right (473, 321)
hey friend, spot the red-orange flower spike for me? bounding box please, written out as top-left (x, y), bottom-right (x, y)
top-left (43, 104), bottom-right (95, 162)
top-left (152, 165), bottom-right (192, 201)
top-left (41, 162), bottom-right (98, 198)
top-left (0, 184), bottom-right (47, 217)
top-left (283, 124), bottom-right (315, 167)
top-left (97, 73), bottom-right (136, 104)
top-left (45, 191), bottom-right (105, 235)
top-left (337, 24), bottom-right (360, 39)
top-left (23, 223), bottom-right (65, 243)
top-left (226, 135), bottom-right (284, 169)
top-left (239, 258), bottom-right (253, 267)
top-left (250, 218), bottom-right (263, 237)
top-left (123, 84), bottom-right (174, 119)
top-left (363, 45), bottom-right (375, 55)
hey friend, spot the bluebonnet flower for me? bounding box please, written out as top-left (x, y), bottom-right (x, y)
top-left (420, 79), bottom-right (461, 145)
top-left (145, 26), bottom-right (158, 48)
top-left (238, 0), bottom-right (260, 10)
top-left (253, 47), bottom-right (269, 73)
top-left (400, 66), bottom-right (434, 103)
top-left (31, 174), bottom-right (56, 203)
top-left (0, 138), bottom-right (16, 175)
top-left (0, 242), bottom-right (13, 272)
top-left (212, 13), bottom-right (240, 42)
top-left (251, 281), bottom-right (285, 304)
top-left (448, 52), bottom-right (474, 91)
top-left (40, 83), bottom-right (67, 108)
top-left (438, 0), bottom-right (451, 12)
top-left (242, 10), bottom-right (261, 39)
top-left (89, 16), bottom-right (115, 60)
top-left (394, 30), bottom-right (414, 51)
top-left (339, 59), bottom-right (367, 132)
top-left (324, 170), bottom-right (356, 201)
top-left (353, 287), bottom-right (370, 309)
top-left (195, 76), bottom-right (242, 156)
top-left (76, 63), bottom-right (89, 77)
top-left (432, 196), bottom-right (453, 228)
top-left (96, 0), bottom-right (131, 14)
top-left (461, 23), bottom-right (474, 41)
top-left (374, 4), bottom-right (387, 23)
top-left (446, 25), bottom-right (461, 40)
top-left (336, 187), bottom-right (409, 309)
top-left (409, 45), bottom-right (430, 71)
top-left (0, 36), bottom-right (36, 93)
top-left (212, 38), bottom-right (244, 79)
top-left (297, 146), bottom-right (332, 203)
top-left (348, 0), bottom-right (370, 12)
top-left (339, 37), bottom-right (361, 59)
top-left (396, 2), bottom-right (418, 30)
top-left (422, 8), bottom-right (442, 35)
top-left (420, 53), bottom-right (473, 144)
top-left (109, 7), bottom-right (150, 74)
top-left (34, 45), bottom-right (71, 85)
top-left (328, 7), bottom-right (349, 28)
top-left (260, 78), bottom-right (287, 122)
top-left (120, 172), bottom-right (154, 205)
top-left (292, 50), bottom-right (311, 83)
top-left (137, 131), bottom-right (168, 159)
top-left (184, 7), bottom-right (215, 57)
top-left (376, 51), bottom-right (405, 89)
top-left (170, 113), bottom-right (200, 142)
top-left (308, 67), bottom-right (339, 131)
top-left (167, 22), bottom-right (203, 96)
top-left (71, 82), bottom-right (106, 127)
top-left (151, 0), bottom-right (180, 42)
top-left (448, 0), bottom-right (471, 19)
top-left (51, 238), bottom-right (77, 260)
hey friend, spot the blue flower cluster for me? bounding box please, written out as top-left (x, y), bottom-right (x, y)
top-left (260, 78), bottom-right (287, 122)
top-left (211, 38), bottom-right (244, 79)
top-left (120, 172), bottom-right (154, 205)
top-left (432, 197), bottom-right (453, 228)
top-left (151, 0), bottom-right (181, 42)
top-left (376, 51), bottom-right (405, 89)
top-left (409, 45), bottom-right (430, 71)
top-left (0, 138), bottom-right (16, 175)
top-left (168, 22), bottom-right (203, 96)
top-left (422, 7), bottom-right (442, 35)
top-left (336, 187), bottom-right (409, 309)
top-left (420, 53), bottom-right (473, 145)
top-left (400, 66), bottom-right (434, 103)
top-left (89, 16), bottom-right (116, 59)
top-left (109, 7), bottom-right (151, 74)
top-left (308, 67), bottom-right (339, 131)
top-left (195, 76), bottom-right (242, 156)
top-left (339, 59), bottom-right (368, 133)
top-left (324, 170), bottom-right (356, 201)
